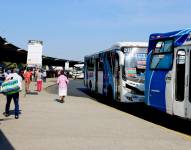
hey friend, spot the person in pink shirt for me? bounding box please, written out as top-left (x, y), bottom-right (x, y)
top-left (57, 70), bottom-right (69, 103)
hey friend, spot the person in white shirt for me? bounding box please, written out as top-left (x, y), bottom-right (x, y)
top-left (4, 68), bottom-right (22, 119)
top-left (42, 70), bottom-right (47, 82)
top-left (3, 70), bottom-right (8, 79)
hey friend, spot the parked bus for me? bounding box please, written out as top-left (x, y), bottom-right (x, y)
top-left (72, 64), bottom-right (84, 79)
top-left (84, 42), bottom-right (148, 102)
top-left (145, 28), bottom-right (191, 119)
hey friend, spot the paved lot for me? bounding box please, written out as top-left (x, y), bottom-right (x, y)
top-left (0, 79), bottom-right (191, 150)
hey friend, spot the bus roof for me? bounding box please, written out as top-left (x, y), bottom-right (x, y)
top-left (111, 42), bottom-right (148, 49)
top-left (149, 28), bottom-right (191, 47)
top-left (85, 41), bottom-right (148, 58)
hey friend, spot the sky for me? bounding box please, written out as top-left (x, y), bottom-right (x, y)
top-left (0, 0), bottom-right (191, 61)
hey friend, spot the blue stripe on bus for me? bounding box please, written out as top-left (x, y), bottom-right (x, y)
top-left (102, 53), bottom-right (114, 97)
top-left (145, 28), bottom-right (191, 113)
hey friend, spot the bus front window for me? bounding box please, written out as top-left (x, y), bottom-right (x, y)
top-left (124, 47), bottom-right (147, 83)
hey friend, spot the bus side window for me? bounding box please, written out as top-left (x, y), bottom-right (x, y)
top-left (99, 59), bottom-right (103, 71)
top-left (98, 53), bottom-right (103, 72)
top-left (107, 52), bottom-right (113, 72)
top-left (87, 58), bottom-right (94, 71)
top-left (175, 50), bottom-right (186, 102)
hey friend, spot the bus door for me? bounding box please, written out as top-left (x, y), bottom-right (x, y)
top-left (114, 54), bottom-right (120, 101)
top-left (186, 47), bottom-right (191, 119)
top-left (173, 48), bottom-right (187, 118)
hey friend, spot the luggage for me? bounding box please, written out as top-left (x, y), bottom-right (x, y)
top-left (0, 79), bottom-right (20, 95)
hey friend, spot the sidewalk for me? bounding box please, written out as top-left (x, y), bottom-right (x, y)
top-left (0, 78), bottom-right (58, 149)
top-left (0, 78), bottom-right (191, 150)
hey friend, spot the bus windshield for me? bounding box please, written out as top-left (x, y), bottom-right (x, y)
top-left (74, 67), bottom-right (83, 71)
top-left (124, 47), bottom-right (147, 83)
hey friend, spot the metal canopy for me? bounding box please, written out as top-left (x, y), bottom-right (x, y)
top-left (0, 36), bottom-right (83, 66)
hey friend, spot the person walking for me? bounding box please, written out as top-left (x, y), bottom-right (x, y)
top-left (34, 68), bottom-right (38, 82)
top-left (36, 69), bottom-right (43, 92)
top-left (42, 70), bottom-right (47, 82)
top-left (4, 69), bottom-right (22, 119)
top-left (24, 68), bottom-right (32, 94)
top-left (57, 70), bottom-right (69, 103)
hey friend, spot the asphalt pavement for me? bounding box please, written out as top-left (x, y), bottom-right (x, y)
top-left (46, 79), bottom-right (89, 98)
top-left (0, 78), bottom-right (191, 150)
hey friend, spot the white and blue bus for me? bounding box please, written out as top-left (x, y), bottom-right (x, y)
top-left (72, 64), bottom-right (84, 79)
top-left (84, 42), bottom-right (148, 103)
top-left (145, 28), bottom-right (191, 119)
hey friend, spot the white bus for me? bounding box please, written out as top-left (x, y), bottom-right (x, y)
top-left (72, 64), bottom-right (84, 79)
top-left (84, 42), bottom-right (148, 102)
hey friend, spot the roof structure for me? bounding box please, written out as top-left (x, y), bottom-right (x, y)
top-left (0, 36), bottom-right (82, 66)
top-left (0, 37), bottom-right (27, 63)
top-left (85, 41), bottom-right (148, 58)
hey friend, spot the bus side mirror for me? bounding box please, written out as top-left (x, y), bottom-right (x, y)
top-left (116, 51), bottom-right (124, 66)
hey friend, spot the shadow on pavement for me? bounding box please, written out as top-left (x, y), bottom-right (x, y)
top-left (27, 91), bottom-right (38, 95)
top-left (46, 79), bottom-right (191, 135)
top-left (0, 118), bottom-right (13, 122)
top-left (78, 88), bottom-right (191, 136)
top-left (3, 110), bottom-right (22, 116)
top-left (54, 99), bottom-right (64, 103)
top-left (0, 130), bottom-right (15, 150)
